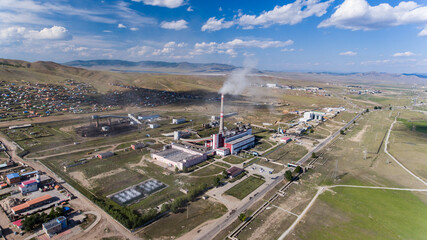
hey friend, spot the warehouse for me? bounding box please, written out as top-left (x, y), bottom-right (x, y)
top-left (226, 167), bottom-right (244, 178)
top-left (151, 144), bottom-right (207, 170)
top-left (97, 151), bottom-right (114, 159)
top-left (280, 137), bottom-right (292, 144)
top-left (11, 194), bottom-right (53, 214)
top-left (131, 143), bottom-right (145, 150)
top-left (6, 173), bottom-right (20, 185)
top-left (172, 118), bottom-right (186, 124)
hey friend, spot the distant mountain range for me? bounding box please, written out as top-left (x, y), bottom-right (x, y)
top-left (65, 59), bottom-right (238, 73)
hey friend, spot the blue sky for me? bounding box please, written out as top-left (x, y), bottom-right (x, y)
top-left (1, 0), bottom-right (427, 73)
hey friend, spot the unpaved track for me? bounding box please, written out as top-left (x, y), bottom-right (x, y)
top-left (278, 185), bottom-right (427, 240)
top-left (385, 116), bottom-right (427, 186)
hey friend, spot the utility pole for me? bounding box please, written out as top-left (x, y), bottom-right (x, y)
top-left (363, 150), bottom-right (367, 160)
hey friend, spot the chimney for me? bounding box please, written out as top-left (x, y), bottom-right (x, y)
top-left (219, 93), bottom-right (224, 134)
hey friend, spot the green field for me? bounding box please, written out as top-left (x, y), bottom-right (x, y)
top-left (267, 142), bottom-right (308, 164)
top-left (190, 164), bottom-right (226, 177)
top-left (223, 155), bottom-right (247, 164)
top-left (225, 176), bottom-right (265, 200)
top-left (398, 118), bottom-right (427, 134)
top-left (295, 187), bottom-right (427, 240)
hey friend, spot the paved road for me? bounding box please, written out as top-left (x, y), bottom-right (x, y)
top-left (296, 112), bottom-right (363, 165)
top-left (384, 116), bottom-right (427, 186)
top-left (197, 175), bottom-right (285, 240)
top-left (197, 111), bottom-right (363, 240)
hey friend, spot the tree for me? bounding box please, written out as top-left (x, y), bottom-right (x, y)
top-left (222, 170), bottom-right (229, 178)
top-left (294, 166), bottom-right (302, 174)
top-left (238, 213), bottom-right (246, 222)
top-left (183, 166), bottom-right (189, 173)
top-left (161, 203), bottom-right (170, 213)
top-left (366, 108), bottom-right (369, 112)
top-left (175, 166), bottom-right (179, 173)
top-left (311, 152), bottom-right (317, 158)
top-left (310, 129), bottom-right (314, 133)
top-left (340, 130), bottom-right (345, 135)
top-left (285, 170), bottom-right (293, 181)
top-left (213, 176), bottom-right (221, 187)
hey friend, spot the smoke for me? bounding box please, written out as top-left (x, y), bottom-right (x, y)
top-left (219, 58), bottom-right (257, 95)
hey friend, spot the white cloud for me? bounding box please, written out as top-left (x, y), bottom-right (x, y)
top-left (103, 30), bottom-right (112, 33)
top-left (164, 41), bottom-right (186, 48)
top-left (393, 51), bottom-right (415, 57)
top-left (130, 27), bottom-right (139, 31)
top-left (191, 38), bottom-right (293, 56)
top-left (187, 6), bottom-right (193, 12)
top-left (0, 25), bottom-right (71, 41)
top-left (281, 48), bottom-right (296, 52)
top-left (319, 0), bottom-right (427, 36)
top-left (132, 0), bottom-right (185, 8)
top-left (118, 23), bottom-right (127, 28)
top-left (28, 26), bottom-right (71, 40)
top-left (238, 0), bottom-right (333, 28)
top-left (219, 7), bottom-right (223, 12)
top-left (339, 51), bottom-right (357, 56)
top-left (153, 41), bottom-right (186, 55)
top-left (201, 17), bottom-right (234, 32)
top-left (160, 20), bottom-right (188, 30)
top-left (128, 45), bottom-right (152, 56)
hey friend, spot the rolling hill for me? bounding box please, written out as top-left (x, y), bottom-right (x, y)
top-left (65, 59), bottom-right (237, 73)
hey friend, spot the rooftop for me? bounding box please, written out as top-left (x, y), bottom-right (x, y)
top-left (155, 148), bottom-right (197, 162)
top-left (6, 173), bottom-right (20, 179)
top-left (22, 179), bottom-right (37, 185)
top-left (227, 134), bottom-right (255, 145)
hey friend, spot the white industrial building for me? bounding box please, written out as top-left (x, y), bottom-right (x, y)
top-left (151, 144), bottom-right (207, 170)
top-left (172, 118), bottom-right (186, 124)
top-left (300, 111), bottom-right (325, 122)
top-left (19, 179), bottom-right (38, 194)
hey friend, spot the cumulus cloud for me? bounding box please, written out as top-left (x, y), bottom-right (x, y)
top-left (128, 45), bottom-right (152, 56)
top-left (160, 20), bottom-right (188, 30)
top-left (187, 6), bottom-right (193, 12)
top-left (319, 0), bottom-right (427, 36)
top-left (339, 51), bottom-right (357, 56)
top-left (393, 51), bottom-right (415, 57)
top-left (0, 25), bottom-right (71, 41)
top-left (118, 23), bottom-right (127, 28)
top-left (201, 17), bottom-right (234, 32)
top-left (153, 41), bottom-right (186, 55)
top-left (191, 38), bottom-right (293, 57)
top-left (132, 0), bottom-right (185, 8)
top-left (238, 0), bottom-right (333, 28)
top-left (130, 27), bottom-right (139, 31)
top-left (281, 48), bottom-right (296, 52)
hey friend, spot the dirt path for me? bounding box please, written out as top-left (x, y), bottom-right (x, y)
top-left (69, 171), bottom-right (92, 189)
top-left (277, 185), bottom-right (427, 240)
top-left (89, 168), bottom-right (126, 180)
top-left (349, 124), bottom-right (370, 142)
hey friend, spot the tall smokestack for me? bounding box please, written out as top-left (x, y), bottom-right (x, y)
top-left (219, 93), bottom-right (224, 134)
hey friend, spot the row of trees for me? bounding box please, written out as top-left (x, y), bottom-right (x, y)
top-left (22, 207), bottom-right (64, 232)
top-left (284, 166), bottom-right (302, 181)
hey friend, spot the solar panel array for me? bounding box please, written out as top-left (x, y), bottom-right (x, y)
top-left (110, 179), bottom-right (167, 206)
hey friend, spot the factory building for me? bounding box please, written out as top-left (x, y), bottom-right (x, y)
top-left (172, 118), bottom-right (186, 124)
top-left (19, 179), bottom-right (38, 194)
top-left (300, 111), bottom-right (325, 122)
top-left (42, 216), bottom-right (67, 237)
top-left (138, 114), bottom-right (160, 121)
top-left (151, 144), bottom-right (207, 170)
top-left (6, 173), bottom-right (20, 185)
top-left (224, 135), bottom-right (255, 154)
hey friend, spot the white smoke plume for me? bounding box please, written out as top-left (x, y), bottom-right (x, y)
top-left (219, 58), bottom-right (257, 95)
